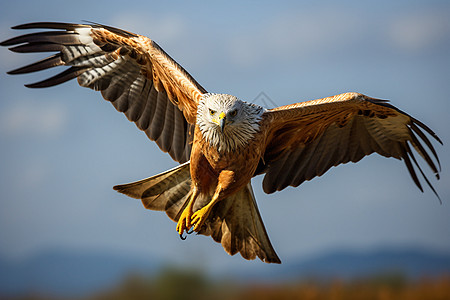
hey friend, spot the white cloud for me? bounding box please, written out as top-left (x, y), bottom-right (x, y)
top-left (0, 100), bottom-right (67, 137)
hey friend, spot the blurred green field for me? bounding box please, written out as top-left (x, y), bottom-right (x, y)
top-left (5, 268), bottom-right (450, 300)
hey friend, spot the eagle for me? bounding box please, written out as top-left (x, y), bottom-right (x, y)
top-left (1, 22), bottom-right (442, 264)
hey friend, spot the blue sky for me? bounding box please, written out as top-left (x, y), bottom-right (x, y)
top-left (0, 0), bottom-right (449, 273)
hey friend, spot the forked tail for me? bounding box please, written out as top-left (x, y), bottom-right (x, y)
top-left (114, 162), bottom-right (281, 263)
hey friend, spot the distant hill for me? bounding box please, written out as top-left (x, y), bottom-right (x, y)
top-left (269, 248), bottom-right (450, 281)
top-left (0, 248), bottom-right (449, 297)
top-left (0, 251), bottom-right (158, 297)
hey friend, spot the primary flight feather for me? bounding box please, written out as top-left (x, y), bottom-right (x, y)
top-left (1, 22), bottom-right (442, 263)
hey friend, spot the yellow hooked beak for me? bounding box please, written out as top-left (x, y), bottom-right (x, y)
top-left (218, 112), bottom-right (226, 132)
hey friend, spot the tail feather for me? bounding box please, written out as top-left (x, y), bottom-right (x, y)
top-left (199, 183), bottom-right (281, 264)
top-left (113, 162), bottom-right (191, 221)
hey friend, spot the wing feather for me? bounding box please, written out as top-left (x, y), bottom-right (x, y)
top-left (409, 122), bottom-right (441, 171)
top-left (172, 106), bottom-right (188, 161)
top-left (1, 22), bottom-right (206, 163)
top-left (136, 84), bottom-right (158, 131)
top-left (8, 42), bottom-right (64, 53)
top-left (1, 31), bottom-right (80, 46)
top-left (405, 143), bottom-right (441, 202)
top-left (408, 128), bottom-right (440, 177)
top-left (25, 67), bottom-right (85, 88)
top-left (148, 91), bottom-right (168, 141)
top-left (314, 126), bottom-right (342, 176)
top-left (124, 75), bottom-right (149, 122)
top-left (7, 53), bottom-right (64, 74)
top-left (157, 97), bottom-right (175, 152)
top-left (259, 92), bottom-right (441, 198)
top-left (401, 146), bottom-right (424, 192)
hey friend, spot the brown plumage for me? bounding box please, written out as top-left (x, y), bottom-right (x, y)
top-left (1, 22), bottom-right (442, 264)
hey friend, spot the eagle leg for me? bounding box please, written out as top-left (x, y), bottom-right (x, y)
top-left (176, 187), bottom-right (198, 236)
top-left (191, 188), bottom-right (222, 232)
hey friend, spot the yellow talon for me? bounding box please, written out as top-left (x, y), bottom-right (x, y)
top-left (176, 207), bottom-right (192, 236)
top-left (191, 206), bottom-right (211, 231)
top-left (176, 188), bottom-right (198, 236)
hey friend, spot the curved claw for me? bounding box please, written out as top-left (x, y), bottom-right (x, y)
top-left (176, 208), bottom-right (193, 237)
top-left (179, 226), bottom-right (194, 241)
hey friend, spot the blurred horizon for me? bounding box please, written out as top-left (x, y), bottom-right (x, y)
top-left (0, 0), bottom-right (449, 296)
top-left (1, 246), bottom-right (450, 297)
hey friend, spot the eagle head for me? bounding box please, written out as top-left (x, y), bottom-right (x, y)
top-left (197, 93), bottom-right (265, 152)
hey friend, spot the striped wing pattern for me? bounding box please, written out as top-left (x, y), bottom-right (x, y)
top-left (260, 93), bottom-right (442, 200)
top-left (1, 22), bottom-right (207, 163)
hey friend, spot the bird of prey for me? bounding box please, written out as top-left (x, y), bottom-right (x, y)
top-left (1, 22), bottom-right (442, 264)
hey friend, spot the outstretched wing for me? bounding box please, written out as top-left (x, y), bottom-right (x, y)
top-left (1, 22), bottom-right (207, 163)
top-left (258, 92), bottom-right (442, 199)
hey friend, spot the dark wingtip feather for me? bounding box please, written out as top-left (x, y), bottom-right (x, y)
top-left (405, 143), bottom-right (442, 204)
top-left (8, 42), bottom-right (64, 53)
top-left (411, 116), bottom-right (443, 145)
top-left (7, 54), bottom-right (63, 75)
top-left (6, 69), bottom-right (18, 75)
top-left (402, 148), bottom-right (424, 193)
top-left (81, 20), bottom-right (138, 38)
top-left (407, 128), bottom-right (440, 177)
top-left (409, 122), bottom-right (442, 172)
top-left (112, 183), bottom-right (126, 193)
top-left (366, 95), bottom-right (391, 104)
top-left (0, 36), bottom-right (19, 46)
top-left (0, 31), bottom-right (80, 48)
top-left (11, 22), bottom-right (87, 30)
top-left (24, 67), bottom-right (84, 88)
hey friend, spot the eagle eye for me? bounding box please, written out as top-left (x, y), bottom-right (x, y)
top-left (229, 109), bottom-right (237, 117)
top-left (209, 108), bottom-right (215, 116)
